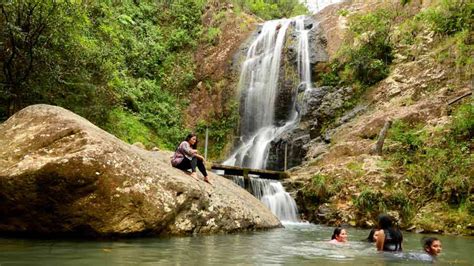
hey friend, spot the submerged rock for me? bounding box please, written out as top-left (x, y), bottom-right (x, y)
top-left (0, 104), bottom-right (281, 237)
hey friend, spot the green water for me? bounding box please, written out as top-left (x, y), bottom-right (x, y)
top-left (0, 223), bottom-right (472, 265)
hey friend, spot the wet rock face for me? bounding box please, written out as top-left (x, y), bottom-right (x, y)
top-left (0, 105), bottom-right (281, 237)
top-left (266, 129), bottom-right (311, 171)
top-left (274, 17), bottom-right (330, 128)
top-left (300, 86), bottom-right (355, 138)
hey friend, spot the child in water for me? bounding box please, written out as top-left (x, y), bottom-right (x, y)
top-left (423, 237), bottom-right (442, 257)
top-left (408, 237), bottom-right (442, 262)
top-left (329, 227), bottom-right (348, 243)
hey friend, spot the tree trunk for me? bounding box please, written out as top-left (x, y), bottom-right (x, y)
top-left (372, 120), bottom-right (392, 155)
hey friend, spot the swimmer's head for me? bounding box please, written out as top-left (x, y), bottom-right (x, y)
top-left (423, 237), bottom-right (442, 256)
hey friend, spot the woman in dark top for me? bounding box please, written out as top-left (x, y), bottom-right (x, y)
top-left (375, 214), bottom-right (403, 252)
top-left (171, 133), bottom-right (211, 184)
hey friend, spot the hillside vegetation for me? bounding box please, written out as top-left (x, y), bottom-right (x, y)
top-left (0, 0), bottom-right (306, 156)
top-left (295, 0), bottom-right (473, 234)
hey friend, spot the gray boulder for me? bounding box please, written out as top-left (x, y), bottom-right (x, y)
top-left (0, 104), bottom-right (281, 237)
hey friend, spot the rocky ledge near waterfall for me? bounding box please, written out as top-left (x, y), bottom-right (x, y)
top-left (0, 104), bottom-right (281, 237)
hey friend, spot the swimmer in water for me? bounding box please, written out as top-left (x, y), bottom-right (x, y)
top-left (423, 237), bottom-right (442, 257)
top-left (329, 227), bottom-right (348, 243)
top-left (366, 228), bottom-right (379, 243)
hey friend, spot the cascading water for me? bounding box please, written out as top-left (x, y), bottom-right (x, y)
top-left (250, 178), bottom-right (299, 222)
top-left (224, 16), bottom-right (313, 169)
top-left (224, 19), bottom-right (294, 169)
top-left (223, 16), bottom-right (316, 223)
top-left (299, 0), bottom-right (345, 14)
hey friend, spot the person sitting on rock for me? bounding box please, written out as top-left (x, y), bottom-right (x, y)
top-left (171, 133), bottom-right (211, 184)
top-left (329, 227), bottom-right (348, 243)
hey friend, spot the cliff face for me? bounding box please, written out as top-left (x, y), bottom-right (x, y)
top-left (195, 0), bottom-right (472, 234)
top-left (286, 0), bottom-right (473, 234)
top-left (185, 3), bottom-right (258, 130)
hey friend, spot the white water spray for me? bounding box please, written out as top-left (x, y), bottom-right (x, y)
top-left (299, 0), bottom-right (345, 14)
top-left (224, 16), bottom-right (317, 223)
top-left (250, 178), bottom-right (299, 222)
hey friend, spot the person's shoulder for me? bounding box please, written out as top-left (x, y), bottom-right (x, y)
top-left (407, 252), bottom-right (434, 262)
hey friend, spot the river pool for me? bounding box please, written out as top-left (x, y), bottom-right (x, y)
top-left (1, 223), bottom-right (472, 265)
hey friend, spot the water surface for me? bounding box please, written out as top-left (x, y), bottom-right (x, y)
top-left (1, 223), bottom-right (472, 265)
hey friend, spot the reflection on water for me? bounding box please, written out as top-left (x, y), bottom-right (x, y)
top-left (1, 223), bottom-right (473, 265)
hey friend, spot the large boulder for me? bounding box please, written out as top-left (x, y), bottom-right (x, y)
top-left (0, 104), bottom-right (281, 237)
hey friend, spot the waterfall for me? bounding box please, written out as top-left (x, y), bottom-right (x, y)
top-left (224, 16), bottom-right (312, 170)
top-left (250, 178), bottom-right (299, 223)
top-left (223, 16), bottom-right (317, 223)
top-left (224, 19), bottom-right (293, 169)
top-left (299, 0), bottom-right (345, 14)
top-left (296, 17), bottom-right (312, 92)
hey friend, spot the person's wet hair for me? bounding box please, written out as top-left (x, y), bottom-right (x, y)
top-left (422, 237), bottom-right (439, 249)
top-left (367, 228), bottom-right (377, 242)
top-left (378, 214), bottom-right (394, 229)
top-left (331, 227), bottom-right (342, 240)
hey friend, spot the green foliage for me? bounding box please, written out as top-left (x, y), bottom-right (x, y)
top-left (416, 0), bottom-right (473, 35)
top-left (345, 9), bottom-right (394, 85)
top-left (195, 100), bottom-right (239, 159)
top-left (389, 121), bottom-right (426, 153)
top-left (104, 107), bottom-right (159, 148)
top-left (111, 78), bottom-right (185, 149)
top-left (353, 189), bottom-right (414, 222)
top-left (338, 9), bottom-right (350, 17)
top-left (319, 62), bottom-right (342, 86)
top-left (354, 189), bottom-right (387, 213)
top-left (319, 8), bottom-right (394, 88)
top-left (387, 102), bottom-right (473, 207)
top-left (302, 173), bottom-right (346, 204)
top-left (232, 0), bottom-right (308, 20)
top-left (0, 1), bottom-right (113, 123)
top-left (400, 0), bottom-right (411, 6)
top-left (451, 102), bottom-right (474, 140)
top-left (0, 0), bottom-right (210, 150)
top-left (204, 27), bottom-right (221, 45)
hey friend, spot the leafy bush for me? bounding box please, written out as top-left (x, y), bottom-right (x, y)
top-left (232, 0), bottom-right (308, 20)
top-left (302, 173), bottom-right (346, 204)
top-left (387, 102), bottom-right (473, 207)
top-left (450, 101), bottom-right (474, 140)
top-left (204, 27), bottom-right (222, 45)
top-left (319, 8), bottom-right (394, 87)
top-left (104, 108), bottom-right (159, 148)
top-left (354, 189), bottom-right (387, 213)
top-left (195, 100), bottom-right (239, 159)
top-left (417, 0), bottom-right (473, 35)
top-left (353, 189), bottom-right (414, 223)
top-left (0, 0), bottom-right (205, 150)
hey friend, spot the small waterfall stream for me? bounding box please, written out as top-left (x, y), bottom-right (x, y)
top-left (299, 0), bottom-right (345, 13)
top-left (250, 178), bottom-right (299, 222)
top-left (224, 16), bottom-right (318, 223)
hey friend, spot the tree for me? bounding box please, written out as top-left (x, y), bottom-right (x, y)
top-left (0, 1), bottom-right (59, 116)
